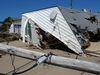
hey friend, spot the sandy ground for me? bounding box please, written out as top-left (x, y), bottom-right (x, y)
top-left (0, 41), bottom-right (100, 75)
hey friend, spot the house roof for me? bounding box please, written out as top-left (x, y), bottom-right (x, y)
top-left (12, 22), bottom-right (21, 25)
top-left (95, 13), bottom-right (100, 21)
top-left (23, 5), bottom-right (100, 31)
top-left (58, 6), bottom-right (100, 34)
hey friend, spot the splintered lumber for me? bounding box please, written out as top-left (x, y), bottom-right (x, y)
top-left (84, 50), bottom-right (100, 57)
top-left (85, 50), bottom-right (100, 55)
top-left (0, 43), bottom-right (100, 74)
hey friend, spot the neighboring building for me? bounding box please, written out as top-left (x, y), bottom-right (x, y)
top-left (9, 22), bottom-right (21, 34)
top-left (21, 6), bottom-right (100, 54)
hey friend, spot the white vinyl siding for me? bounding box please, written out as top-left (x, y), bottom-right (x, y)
top-left (21, 7), bottom-right (82, 54)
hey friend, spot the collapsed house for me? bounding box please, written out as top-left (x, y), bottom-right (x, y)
top-left (21, 6), bottom-right (100, 54)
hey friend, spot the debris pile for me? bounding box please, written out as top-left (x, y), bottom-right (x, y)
top-left (0, 32), bottom-right (21, 42)
top-left (35, 28), bottom-right (68, 50)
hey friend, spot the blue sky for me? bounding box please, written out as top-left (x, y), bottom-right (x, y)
top-left (0, 0), bottom-right (100, 21)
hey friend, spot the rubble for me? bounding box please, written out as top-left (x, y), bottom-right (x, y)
top-left (0, 32), bottom-right (21, 42)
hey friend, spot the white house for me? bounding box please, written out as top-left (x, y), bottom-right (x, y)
top-left (21, 6), bottom-right (100, 54)
top-left (9, 22), bottom-right (21, 34)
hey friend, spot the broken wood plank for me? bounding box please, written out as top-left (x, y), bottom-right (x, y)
top-left (85, 50), bottom-right (100, 55)
top-left (0, 43), bottom-right (100, 74)
top-left (84, 50), bottom-right (100, 57)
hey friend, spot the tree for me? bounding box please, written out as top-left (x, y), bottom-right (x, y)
top-left (0, 17), bottom-right (13, 32)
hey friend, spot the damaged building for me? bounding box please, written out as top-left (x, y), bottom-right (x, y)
top-left (21, 6), bottom-right (100, 54)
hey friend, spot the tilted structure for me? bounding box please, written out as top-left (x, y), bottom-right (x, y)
top-left (21, 6), bottom-right (100, 54)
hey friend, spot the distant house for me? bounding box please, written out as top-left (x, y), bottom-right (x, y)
top-left (21, 6), bottom-right (100, 54)
top-left (9, 22), bottom-right (21, 34)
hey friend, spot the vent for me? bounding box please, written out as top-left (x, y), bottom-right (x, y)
top-left (82, 9), bottom-right (92, 13)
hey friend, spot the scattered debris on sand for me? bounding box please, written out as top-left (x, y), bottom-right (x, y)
top-left (0, 32), bottom-right (21, 42)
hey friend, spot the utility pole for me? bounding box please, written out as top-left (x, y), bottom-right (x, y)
top-left (0, 43), bottom-right (100, 74)
top-left (70, 0), bottom-right (73, 9)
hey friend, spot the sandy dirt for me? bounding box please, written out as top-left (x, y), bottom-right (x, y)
top-left (0, 41), bottom-right (100, 75)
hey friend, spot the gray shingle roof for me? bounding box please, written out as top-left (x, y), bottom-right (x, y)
top-left (58, 6), bottom-right (100, 34)
top-left (95, 13), bottom-right (100, 20)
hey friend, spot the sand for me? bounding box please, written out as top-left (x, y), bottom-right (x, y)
top-left (0, 41), bottom-right (100, 75)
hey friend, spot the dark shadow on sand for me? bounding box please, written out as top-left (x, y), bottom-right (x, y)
top-left (0, 73), bottom-right (6, 75)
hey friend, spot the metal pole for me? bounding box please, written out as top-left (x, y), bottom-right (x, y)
top-left (70, 0), bottom-right (73, 9)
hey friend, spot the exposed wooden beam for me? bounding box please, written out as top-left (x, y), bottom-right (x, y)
top-left (0, 43), bottom-right (100, 74)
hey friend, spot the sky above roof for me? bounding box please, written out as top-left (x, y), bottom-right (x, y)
top-left (0, 0), bottom-right (100, 21)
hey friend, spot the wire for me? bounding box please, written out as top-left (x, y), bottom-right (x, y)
top-left (80, 71), bottom-right (85, 75)
top-left (7, 53), bottom-right (53, 75)
top-left (10, 54), bottom-right (16, 74)
top-left (76, 54), bottom-right (79, 59)
top-left (13, 54), bottom-right (49, 75)
top-left (8, 50), bottom-right (38, 75)
top-left (7, 60), bottom-right (34, 75)
top-left (13, 63), bottom-right (38, 75)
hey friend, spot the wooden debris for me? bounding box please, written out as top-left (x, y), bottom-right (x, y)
top-left (0, 32), bottom-right (21, 42)
top-left (84, 50), bottom-right (100, 57)
top-left (85, 50), bottom-right (100, 55)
